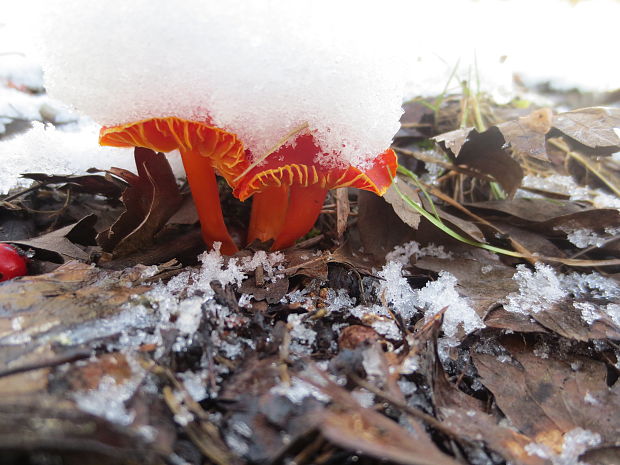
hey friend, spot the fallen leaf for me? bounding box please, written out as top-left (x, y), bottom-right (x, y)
top-left (98, 147), bottom-right (183, 257)
top-left (383, 181), bottom-right (421, 230)
top-left (21, 172), bottom-right (125, 198)
top-left (7, 214), bottom-right (98, 262)
top-left (496, 108), bottom-right (553, 162)
top-left (357, 190), bottom-right (416, 260)
top-left (552, 107), bottom-right (620, 150)
top-left (473, 339), bottom-right (620, 446)
top-left (435, 126), bottom-right (524, 196)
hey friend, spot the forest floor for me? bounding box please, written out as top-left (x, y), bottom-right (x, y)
top-left (1, 80), bottom-right (620, 465)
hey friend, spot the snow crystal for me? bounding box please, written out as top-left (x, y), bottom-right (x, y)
top-left (418, 271), bottom-right (484, 339)
top-left (178, 370), bottom-right (208, 402)
top-left (376, 261), bottom-right (418, 320)
top-left (73, 356), bottom-right (145, 426)
top-left (399, 355), bottom-right (420, 375)
top-left (386, 241), bottom-right (452, 265)
top-left (174, 297), bottom-right (205, 336)
top-left (505, 264), bottom-right (620, 326)
top-left (525, 428), bottom-right (601, 465)
top-left (24, 0), bottom-right (406, 169)
top-left (189, 245), bottom-right (247, 294)
top-left (558, 226), bottom-right (620, 249)
top-left (325, 288), bottom-right (356, 313)
top-left (374, 262), bottom-right (483, 343)
top-left (583, 392), bottom-right (599, 406)
top-left (240, 250), bottom-right (284, 283)
top-left (281, 288), bottom-right (311, 305)
top-left (351, 389), bottom-right (375, 408)
top-left (505, 263), bottom-right (567, 315)
top-left (370, 318), bottom-right (401, 341)
top-left (519, 174), bottom-right (620, 210)
top-left (397, 379), bottom-right (417, 396)
top-left (270, 376), bottom-right (330, 404)
top-left (287, 314), bottom-right (317, 357)
top-left (575, 302), bottom-right (600, 326)
top-left (237, 293), bottom-right (252, 308)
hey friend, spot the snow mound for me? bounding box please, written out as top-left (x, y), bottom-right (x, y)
top-left (0, 122), bottom-right (135, 193)
top-left (26, 0), bottom-right (407, 168)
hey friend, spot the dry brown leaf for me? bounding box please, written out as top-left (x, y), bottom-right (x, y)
top-left (98, 147), bottom-right (183, 257)
top-left (474, 340), bottom-right (620, 446)
top-left (552, 107), bottom-right (620, 150)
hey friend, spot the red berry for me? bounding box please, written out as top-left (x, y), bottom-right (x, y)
top-left (0, 244), bottom-right (28, 282)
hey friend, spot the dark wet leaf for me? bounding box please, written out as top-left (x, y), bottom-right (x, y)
top-left (21, 172), bottom-right (125, 198)
top-left (435, 126), bottom-right (524, 196)
top-left (7, 214), bottom-right (98, 262)
top-left (98, 148), bottom-right (183, 257)
top-left (395, 100), bottom-right (435, 139)
top-left (357, 190), bottom-right (416, 259)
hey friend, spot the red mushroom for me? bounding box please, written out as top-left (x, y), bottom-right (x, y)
top-left (234, 133), bottom-right (397, 250)
top-left (99, 117), bottom-right (246, 255)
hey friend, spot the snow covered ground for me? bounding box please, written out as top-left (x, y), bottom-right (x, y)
top-left (1, 0), bottom-right (619, 194)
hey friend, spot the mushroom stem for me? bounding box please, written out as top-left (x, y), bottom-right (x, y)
top-left (179, 150), bottom-right (238, 255)
top-left (247, 185), bottom-right (289, 245)
top-left (272, 183), bottom-right (327, 250)
top-left (248, 183), bottom-right (327, 250)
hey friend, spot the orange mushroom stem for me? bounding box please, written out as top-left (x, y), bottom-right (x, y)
top-left (235, 133), bottom-right (398, 250)
top-left (100, 117), bottom-right (247, 255)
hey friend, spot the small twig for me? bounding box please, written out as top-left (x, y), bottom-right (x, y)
top-left (349, 373), bottom-right (462, 440)
top-left (2, 181), bottom-right (48, 202)
top-left (0, 348), bottom-right (92, 379)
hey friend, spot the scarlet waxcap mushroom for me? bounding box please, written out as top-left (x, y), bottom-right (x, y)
top-left (100, 117), bottom-right (247, 255)
top-left (234, 133), bottom-right (397, 250)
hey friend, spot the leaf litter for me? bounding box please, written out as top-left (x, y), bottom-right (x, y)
top-left (1, 74), bottom-right (620, 465)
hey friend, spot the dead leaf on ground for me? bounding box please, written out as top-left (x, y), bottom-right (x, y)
top-left (21, 172), bottom-right (125, 198)
top-left (383, 181), bottom-right (422, 230)
top-left (6, 213), bottom-right (98, 262)
top-left (305, 367), bottom-right (460, 465)
top-left (0, 397), bottom-right (169, 464)
top-left (435, 126), bottom-right (524, 196)
top-left (417, 316), bottom-right (548, 465)
top-left (357, 190), bottom-right (416, 260)
top-left (552, 107), bottom-right (620, 150)
top-left (473, 337), bottom-right (620, 449)
top-left (496, 108), bottom-right (553, 161)
top-left (98, 147), bottom-right (183, 257)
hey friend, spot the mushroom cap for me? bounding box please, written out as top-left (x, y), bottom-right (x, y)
top-left (233, 133), bottom-right (397, 201)
top-left (99, 117), bottom-right (247, 183)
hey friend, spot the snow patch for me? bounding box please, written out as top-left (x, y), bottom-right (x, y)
top-left (525, 428), bottom-right (601, 465)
